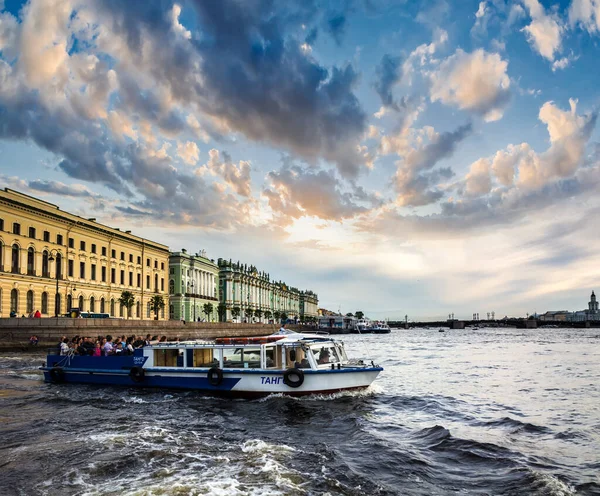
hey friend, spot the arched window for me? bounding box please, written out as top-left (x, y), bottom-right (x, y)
top-left (119, 303), bottom-right (124, 317)
top-left (90, 296), bottom-right (95, 312)
top-left (26, 290), bottom-right (34, 313)
top-left (41, 292), bottom-right (48, 314)
top-left (78, 295), bottom-right (83, 310)
top-left (27, 247), bottom-right (35, 275)
top-left (56, 253), bottom-right (62, 279)
top-left (110, 299), bottom-right (115, 317)
top-left (67, 294), bottom-right (72, 312)
top-left (10, 289), bottom-right (18, 313)
top-left (169, 279), bottom-right (174, 294)
top-left (136, 301), bottom-right (140, 318)
top-left (169, 305), bottom-right (174, 319)
top-left (11, 245), bottom-right (19, 273)
top-left (55, 293), bottom-right (61, 316)
top-left (42, 251), bottom-right (49, 278)
top-left (100, 297), bottom-right (105, 314)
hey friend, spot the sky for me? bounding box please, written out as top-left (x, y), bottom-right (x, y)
top-left (1, 0), bottom-right (600, 321)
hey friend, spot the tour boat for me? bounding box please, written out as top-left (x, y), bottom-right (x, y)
top-left (371, 322), bottom-right (391, 334)
top-left (41, 332), bottom-right (383, 398)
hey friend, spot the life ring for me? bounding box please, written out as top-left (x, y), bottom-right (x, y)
top-left (49, 367), bottom-right (65, 383)
top-left (207, 367), bottom-right (224, 386)
top-left (129, 366), bottom-right (146, 383)
top-left (283, 368), bottom-right (304, 388)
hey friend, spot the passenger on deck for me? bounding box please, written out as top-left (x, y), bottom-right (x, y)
top-left (318, 349), bottom-right (330, 364)
top-left (93, 341), bottom-right (102, 357)
top-left (60, 338), bottom-right (70, 356)
top-left (103, 336), bottom-right (113, 356)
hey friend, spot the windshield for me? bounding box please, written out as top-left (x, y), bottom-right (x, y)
top-left (308, 344), bottom-right (341, 365)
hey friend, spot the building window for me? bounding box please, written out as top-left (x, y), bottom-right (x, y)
top-left (28, 227), bottom-right (36, 238)
top-left (161, 278), bottom-right (164, 292)
top-left (137, 256), bottom-right (141, 265)
top-left (146, 275), bottom-right (150, 289)
top-left (43, 231), bottom-right (50, 242)
top-left (26, 290), bottom-right (34, 314)
top-left (55, 293), bottom-right (61, 316)
top-left (102, 246), bottom-right (107, 256)
top-left (110, 299), bottom-right (115, 317)
top-left (27, 247), bottom-right (35, 275)
top-left (111, 268), bottom-right (116, 284)
top-left (0, 218), bottom-right (3, 231)
top-left (154, 274), bottom-right (158, 292)
top-left (91, 244), bottom-right (96, 254)
top-left (10, 289), bottom-right (18, 313)
top-left (136, 301), bottom-right (140, 318)
top-left (101, 266), bottom-right (106, 282)
top-left (169, 280), bottom-right (174, 294)
top-left (80, 262), bottom-right (85, 279)
top-left (67, 294), bottom-right (72, 312)
top-left (147, 302), bottom-right (151, 318)
top-left (129, 272), bottom-right (133, 286)
top-left (13, 223), bottom-right (20, 235)
top-left (161, 262), bottom-right (164, 270)
top-left (79, 295), bottom-right (83, 310)
top-left (42, 250), bottom-right (50, 278)
top-left (120, 270), bottom-right (125, 285)
top-left (170, 268), bottom-right (174, 275)
top-left (91, 264), bottom-right (96, 281)
top-left (120, 303), bottom-right (124, 318)
top-left (57, 234), bottom-right (63, 245)
top-left (129, 254), bottom-right (133, 263)
top-left (100, 298), bottom-right (105, 313)
top-left (80, 241), bottom-right (86, 251)
top-left (111, 249), bottom-right (116, 258)
top-left (147, 258), bottom-right (150, 267)
top-left (41, 292), bottom-right (48, 314)
top-left (120, 251), bottom-right (125, 261)
top-left (68, 238), bottom-right (74, 248)
top-left (154, 260), bottom-right (158, 269)
top-left (169, 305), bottom-right (174, 319)
top-left (56, 253), bottom-right (62, 279)
top-left (137, 273), bottom-right (141, 287)
top-left (90, 297), bottom-right (95, 312)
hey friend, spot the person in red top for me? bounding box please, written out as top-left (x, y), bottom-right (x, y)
top-left (34, 309), bottom-right (41, 318)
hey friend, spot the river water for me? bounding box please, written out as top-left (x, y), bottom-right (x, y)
top-left (0, 328), bottom-right (599, 496)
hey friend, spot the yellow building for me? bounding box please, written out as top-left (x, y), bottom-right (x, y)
top-left (0, 189), bottom-right (169, 319)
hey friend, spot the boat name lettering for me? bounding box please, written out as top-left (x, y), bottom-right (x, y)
top-left (261, 376), bottom-right (283, 385)
top-left (133, 357), bottom-right (146, 366)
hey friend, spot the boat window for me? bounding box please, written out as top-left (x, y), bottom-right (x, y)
top-left (222, 347), bottom-right (261, 368)
top-left (265, 346), bottom-right (277, 368)
top-left (308, 344), bottom-right (340, 365)
top-left (154, 349), bottom-right (179, 367)
top-left (285, 346), bottom-right (310, 369)
top-left (193, 349), bottom-right (215, 367)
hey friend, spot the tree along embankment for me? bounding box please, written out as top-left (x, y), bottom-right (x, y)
top-left (0, 318), bottom-right (291, 351)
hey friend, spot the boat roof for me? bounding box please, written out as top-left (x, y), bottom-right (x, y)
top-left (148, 332), bottom-right (336, 349)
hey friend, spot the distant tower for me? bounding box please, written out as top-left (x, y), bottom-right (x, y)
top-left (589, 291), bottom-right (599, 314)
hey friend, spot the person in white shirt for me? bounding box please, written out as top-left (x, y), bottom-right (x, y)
top-left (59, 338), bottom-right (70, 355)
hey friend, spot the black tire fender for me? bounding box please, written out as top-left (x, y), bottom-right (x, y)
top-left (207, 367), bottom-right (224, 386)
top-left (129, 366), bottom-right (146, 383)
top-left (283, 368), bottom-right (304, 388)
top-left (49, 367), bottom-right (65, 383)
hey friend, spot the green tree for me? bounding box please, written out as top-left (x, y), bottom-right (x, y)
top-left (118, 291), bottom-right (135, 319)
top-left (355, 311), bottom-right (364, 320)
top-left (231, 306), bottom-right (241, 322)
top-left (254, 309), bottom-right (263, 321)
top-left (273, 310), bottom-right (281, 322)
top-left (280, 312), bottom-right (288, 322)
top-left (203, 303), bottom-right (214, 322)
top-left (217, 303), bottom-right (227, 322)
top-left (245, 308), bottom-right (254, 322)
top-left (264, 310), bottom-right (272, 321)
top-left (346, 312), bottom-right (354, 317)
top-left (149, 295), bottom-right (165, 321)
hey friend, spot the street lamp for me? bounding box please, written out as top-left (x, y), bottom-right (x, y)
top-left (48, 251), bottom-right (60, 317)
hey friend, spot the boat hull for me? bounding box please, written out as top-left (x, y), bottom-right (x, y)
top-left (41, 356), bottom-right (382, 398)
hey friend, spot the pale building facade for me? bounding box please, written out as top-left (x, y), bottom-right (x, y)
top-left (300, 291), bottom-right (319, 320)
top-left (217, 259), bottom-right (318, 322)
top-left (0, 189), bottom-right (169, 319)
top-left (168, 249), bottom-right (219, 321)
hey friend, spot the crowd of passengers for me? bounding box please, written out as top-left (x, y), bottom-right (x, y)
top-left (58, 334), bottom-right (176, 356)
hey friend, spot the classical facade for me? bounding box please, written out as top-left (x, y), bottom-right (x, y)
top-left (217, 259), bottom-right (318, 322)
top-left (168, 249), bottom-right (219, 321)
top-left (0, 188), bottom-right (169, 319)
top-left (300, 291), bottom-right (319, 320)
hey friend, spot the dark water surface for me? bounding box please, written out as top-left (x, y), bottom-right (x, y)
top-left (1, 328), bottom-right (599, 495)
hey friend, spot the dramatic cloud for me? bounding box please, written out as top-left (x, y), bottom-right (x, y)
top-left (430, 49), bottom-right (511, 122)
top-left (200, 149), bottom-right (252, 198)
top-left (374, 54), bottom-right (403, 110)
top-left (569, 0), bottom-right (600, 33)
top-left (393, 123), bottom-right (472, 206)
top-left (263, 165), bottom-right (379, 223)
top-left (177, 141), bottom-right (200, 165)
top-left (522, 0), bottom-right (563, 61)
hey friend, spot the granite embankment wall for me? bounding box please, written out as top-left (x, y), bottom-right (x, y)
top-left (0, 318), bottom-right (296, 351)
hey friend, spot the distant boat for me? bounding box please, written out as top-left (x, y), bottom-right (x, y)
top-left (372, 322), bottom-right (391, 334)
top-left (439, 328), bottom-right (445, 332)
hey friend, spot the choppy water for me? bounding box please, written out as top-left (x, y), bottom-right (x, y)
top-left (1, 328), bottom-right (599, 496)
